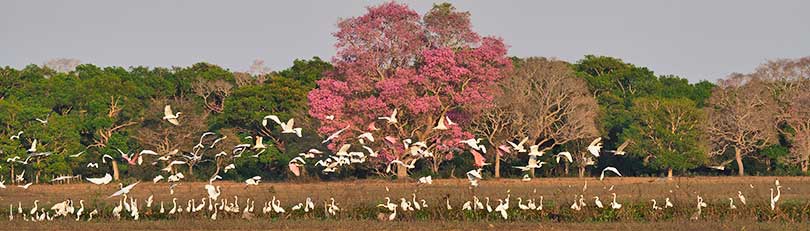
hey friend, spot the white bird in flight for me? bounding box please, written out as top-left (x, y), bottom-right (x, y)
top-left (86, 173), bottom-right (113, 185)
top-left (555, 152), bottom-right (573, 163)
top-left (378, 108), bottom-right (398, 124)
top-left (322, 125), bottom-right (350, 144)
top-left (108, 182), bottom-right (140, 198)
top-left (507, 137), bottom-right (529, 153)
top-left (263, 115), bottom-right (303, 137)
top-left (609, 139), bottom-right (630, 156)
top-left (466, 169), bottom-right (483, 187)
top-left (600, 166), bottom-right (622, 181)
top-left (587, 137), bottom-right (603, 157)
top-left (245, 176), bottom-right (261, 186)
top-left (10, 131), bottom-right (23, 140)
top-left (163, 105), bottom-right (181, 125)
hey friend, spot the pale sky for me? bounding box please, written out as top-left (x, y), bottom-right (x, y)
top-left (2, 0), bottom-right (808, 82)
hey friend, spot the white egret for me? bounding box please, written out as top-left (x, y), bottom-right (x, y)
top-left (466, 168), bottom-right (483, 187)
top-left (163, 105), bottom-right (181, 125)
top-left (507, 137), bottom-right (529, 153)
top-left (245, 176), bottom-right (261, 186)
top-left (587, 137), bottom-right (602, 157)
top-left (322, 125), bottom-right (350, 144)
top-left (17, 183), bottom-right (33, 190)
top-left (599, 166), bottom-right (622, 181)
top-left (609, 139), bottom-right (631, 155)
top-left (377, 108), bottom-right (398, 124)
top-left (86, 173), bottom-right (113, 185)
top-left (152, 175), bottom-right (165, 183)
top-left (108, 181), bottom-right (140, 198)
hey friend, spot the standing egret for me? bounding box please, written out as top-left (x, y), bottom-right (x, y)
top-left (609, 193), bottom-right (622, 209)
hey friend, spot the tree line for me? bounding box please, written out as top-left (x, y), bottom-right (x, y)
top-left (1, 2), bottom-right (808, 183)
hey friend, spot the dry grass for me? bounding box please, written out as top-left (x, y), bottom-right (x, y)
top-left (3, 220), bottom-right (809, 230)
top-left (1, 176), bottom-right (809, 229)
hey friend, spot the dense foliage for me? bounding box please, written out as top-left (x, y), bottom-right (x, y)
top-left (0, 3), bottom-right (807, 183)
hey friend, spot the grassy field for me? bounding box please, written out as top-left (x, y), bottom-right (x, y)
top-left (2, 176), bottom-right (810, 229)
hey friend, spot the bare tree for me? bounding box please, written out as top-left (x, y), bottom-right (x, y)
top-left (786, 91), bottom-right (810, 172)
top-left (44, 58), bottom-right (81, 73)
top-left (192, 79), bottom-right (233, 113)
top-left (473, 57), bottom-right (599, 177)
top-left (135, 97), bottom-right (210, 177)
top-left (249, 59), bottom-right (272, 76)
top-left (705, 75), bottom-right (778, 176)
top-left (88, 96), bottom-right (139, 181)
top-left (471, 107), bottom-right (512, 177)
top-left (753, 57), bottom-right (810, 172)
top-left (233, 72), bottom-right (266, 87)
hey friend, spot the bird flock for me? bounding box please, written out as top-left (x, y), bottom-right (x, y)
top-left (0, 105), bottom-right (792, 223)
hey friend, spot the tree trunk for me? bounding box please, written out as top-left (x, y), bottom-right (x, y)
top-left (802, 159), bottom-right (808, 173)
top-left (112, 161), bottom-right (120, 181)
top-left (494, 155), bottom-right (501, 178)
top-left (564, 163), bottom-right (569, 176)
top-left (667, 168), bottom-right (673, 180)
top-left (188, 164), bottom-right (194, 177)
top-left (35, 159), bottom-right (40, 184)
top-left (396, 165), bottom-right (408, 178)
top-left (735, 147), bottom-right (745, 176)
top-left (10, 165), bottom-right (14, 184)
top-left (578, 166), bottom-right (585, 178)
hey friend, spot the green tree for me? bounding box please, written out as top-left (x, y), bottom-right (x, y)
top-left (622, 97), bottom-right (708, 178)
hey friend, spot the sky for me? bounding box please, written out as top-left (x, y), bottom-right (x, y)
top-left (2, 1), bottom-right (808, 82)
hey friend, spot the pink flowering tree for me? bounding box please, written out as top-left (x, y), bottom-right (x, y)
top-left (308, 2), bottom-right (511, 177)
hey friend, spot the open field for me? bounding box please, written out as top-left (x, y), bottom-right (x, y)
top-left (2, 177), bottom-right (810, 229)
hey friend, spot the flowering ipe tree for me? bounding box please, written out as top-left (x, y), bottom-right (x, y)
top-left (308, 3), bottom-right (511, 177)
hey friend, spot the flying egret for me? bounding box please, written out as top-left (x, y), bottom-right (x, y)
top-left (555, 152), bottom-right (573, 163)
top-left (86, 162), bottom-right (99, 168)
top-left (108, 182), bottom-right (140, 198)
top-left (322, 125), bottom-right (350, 144)
top-left (433, 116), bottom-right (448, 130)
top-left (86, 173), bottom-right (113, 185)
top-left (245, 176), bottom-right (261, 186)
top-left (205, 184), bottom-right (222, 201)
top-left (17, 182), bottom-right (33, 190)
top-left (609, 139), bottom-right (631, 155)
top-left (507, 137), bottom-right (529, 153)
top-left (600, 166), bottom-right (622, 181)
top-left (27, 139), bottom-right (37, 152)
top-left (466, 168), bottom-right (483, 187)
top-left (10, 131), bottom-right (23, 140)
top-left (69, 151), bottom-right (85, 158)
top-left (587, 137), bottom-right (602, 157)
top-left (378, 108), bottom-right (398, 124)
top-left (163, 105), bottom-right (181, 125)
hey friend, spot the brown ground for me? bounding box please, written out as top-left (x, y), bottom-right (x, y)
top-left (1, 176), bottom-right (807, 230)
